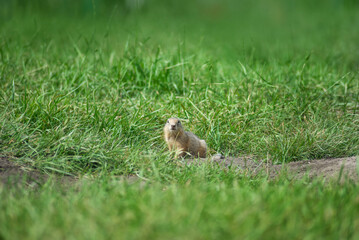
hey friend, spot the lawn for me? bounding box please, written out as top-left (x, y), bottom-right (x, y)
top-left (0, 0), bottom-right (359, 239)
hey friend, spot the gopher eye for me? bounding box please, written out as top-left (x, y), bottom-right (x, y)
top-left (177, 121), bottom-right (181, 125)
top-left (167, 120), bottom-right (169, 123)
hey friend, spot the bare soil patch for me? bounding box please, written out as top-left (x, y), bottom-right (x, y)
top-left (1, 155), bottom-right (358, 187)
top-left (0, 156), bottom-right (75, 188)
top-left (186, 156), bottom-right (358, 181)
top-left (271, 157), bottom-right (358, 181)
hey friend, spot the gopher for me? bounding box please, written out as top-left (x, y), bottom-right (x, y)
top-left (164, 117), bottom-right (207, 158)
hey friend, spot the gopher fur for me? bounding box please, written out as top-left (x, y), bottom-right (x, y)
top-left (164, 118), bottom-right (207, 158)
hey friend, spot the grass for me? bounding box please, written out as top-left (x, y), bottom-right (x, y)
top-left (0, 0), bottom-right (359, 239)
top-left (1, 175), bottom-right (359, 240)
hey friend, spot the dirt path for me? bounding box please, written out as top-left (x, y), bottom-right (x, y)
top-left (1, 155), bottom-right (358, 187)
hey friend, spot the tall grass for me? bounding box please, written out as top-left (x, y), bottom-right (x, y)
top-left (1, 3), bottom-right (358, 174)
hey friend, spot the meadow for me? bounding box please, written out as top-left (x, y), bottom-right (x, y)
top-left (0, 0), bottom-right (359, 239)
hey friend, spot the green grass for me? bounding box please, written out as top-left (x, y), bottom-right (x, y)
top-left (0, 0), bottom-right (359, 239)
top-left (1, 175), bottom-right (359, 240)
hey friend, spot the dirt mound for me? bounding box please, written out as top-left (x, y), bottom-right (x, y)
top-left (186, 156), bottom-right (358, 181)
top-left (1, 155), bottom-right (358, 186)
top-left (272, 157), bottom-right (358, 181)
top-left (0, 156), bottom-right (75, 188)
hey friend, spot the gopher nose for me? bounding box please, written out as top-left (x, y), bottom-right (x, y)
top-left (170, 125), bottom-right (176, 130)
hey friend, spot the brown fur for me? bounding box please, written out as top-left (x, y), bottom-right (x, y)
top-left (164, 118), bottom-right (207, 158)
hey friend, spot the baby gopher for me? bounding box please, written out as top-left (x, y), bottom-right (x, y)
top-left (164, 117), bottom-right (207, 158)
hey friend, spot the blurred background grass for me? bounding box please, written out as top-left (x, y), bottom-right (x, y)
top-left (2, 0), bottom-right (359, 63)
